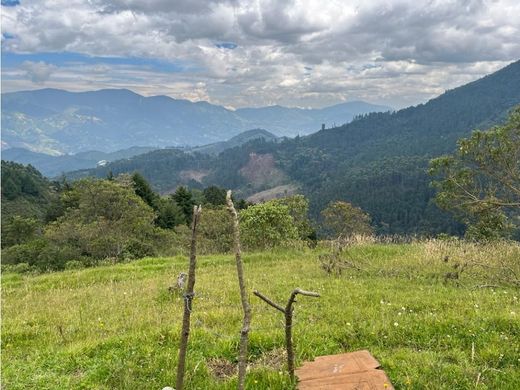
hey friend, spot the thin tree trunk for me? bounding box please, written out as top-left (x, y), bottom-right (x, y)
top-left (254, 288), bottom-right (320, 381)
top-left (226, 190), bottom-right (251, 390)
top-left (176, 205), bottom-right (202, 390)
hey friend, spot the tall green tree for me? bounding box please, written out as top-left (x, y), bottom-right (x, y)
top-left (203, 185), bottom-right (227, 207)
top-left (131, 172), bottom-right (158, 209)
top-left (430, 106), bottom-right (520, 239)
top-left (172, 186), bottom-right (195, 224)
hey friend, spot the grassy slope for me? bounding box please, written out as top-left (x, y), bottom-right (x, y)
top-left (2, 243), bottom-right (519, 389)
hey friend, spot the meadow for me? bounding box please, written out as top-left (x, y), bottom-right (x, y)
top-left (2, 240), bottom-right (519, 389)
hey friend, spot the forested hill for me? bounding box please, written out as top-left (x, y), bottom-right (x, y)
top-left (1, 161), bottom-right (58, 228)
top-left (64, 60), bottom-right (520, 236)
top-left (302, 59), bottom-right (520, 158)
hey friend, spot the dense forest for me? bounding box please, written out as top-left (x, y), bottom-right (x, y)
top-left (63, 60), bottom-right (520, 236)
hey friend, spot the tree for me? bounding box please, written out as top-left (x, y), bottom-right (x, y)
top-left (155, 197), bottom-right (185, 229)
top-left (2, 216), bottom-right (40, 248)
top-left (430, 106), bottom-right (520, 239)
top-left (240, 202), bottom-right (298, 249)
top-left (131, 172), bottom-right (158, 209)
top-left (172, 186), bottom-right (195, 224)
top-left (321, 201), bottom-right (373, 238)
top-left (202, 185), bottom-right (227, 207)
top-left (45, 179), bottom-right (157, 260)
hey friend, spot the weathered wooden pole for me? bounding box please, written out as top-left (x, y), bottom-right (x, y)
top-left (254, 288), bottom-right (320, 381)
top-left (226, 190), bottom-right (251, 390)
top-left (175, 205), bottom-right (202, 390)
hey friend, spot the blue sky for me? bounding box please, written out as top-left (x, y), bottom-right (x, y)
top-left (2, 0), bottom-right (520, 109)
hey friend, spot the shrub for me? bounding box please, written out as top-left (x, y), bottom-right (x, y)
top-left (240, 202), bottom-right (298, 250)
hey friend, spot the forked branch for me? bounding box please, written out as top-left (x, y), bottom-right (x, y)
top-left (254, 288), bottom-right (320, 381)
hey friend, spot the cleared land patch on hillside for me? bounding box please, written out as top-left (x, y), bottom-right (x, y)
top-left (2, 242), bottom-right (519, 389)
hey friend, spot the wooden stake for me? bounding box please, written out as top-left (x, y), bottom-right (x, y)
top-left (226, 190), bottom-right (251, 390)
top-left (175, 205), bottom-right (202, 390)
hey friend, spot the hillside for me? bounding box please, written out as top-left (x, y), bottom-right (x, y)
top-left (64, 60), bottom-right (520, 235)
top-left (1, 89), bottom-right (390, 154)
top-left (0, 161), bottom-right (58, 226)
top-left (2, 243), bottom-right (519, 389)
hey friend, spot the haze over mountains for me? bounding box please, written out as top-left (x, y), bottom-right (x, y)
top-left (1, 88), bottom-right (390, 155)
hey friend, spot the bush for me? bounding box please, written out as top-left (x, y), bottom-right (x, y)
top-left (1, 262), bottom-right (33, 274)
top-left (240, 202), bottom-right (298, 250)
top-left (65, 260), bottom-right (85, 270)
top-left (1, 239), bottom-right (83, 272)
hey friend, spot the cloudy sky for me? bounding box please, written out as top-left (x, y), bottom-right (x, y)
top-left (2, 0), bottom-right (519, 109)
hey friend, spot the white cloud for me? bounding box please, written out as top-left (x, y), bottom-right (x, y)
top-left (20, 61), bottom-right (56, 83)
top-left (1, 0), bottom-right (520, 108)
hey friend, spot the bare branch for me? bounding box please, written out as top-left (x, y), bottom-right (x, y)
top-left (254, 290), bottom-right (285, 313)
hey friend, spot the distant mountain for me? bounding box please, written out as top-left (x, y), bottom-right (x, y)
top-left (1, 146), bottom-right (157, 177)
top-left (190, 129), bottom-right (278, 155)
top-left (1, 130), bottom-right (278, 177)
top-left (64, 60), bottom-right (520, 236)
top-left (1, 88), bottom-right (391, 154)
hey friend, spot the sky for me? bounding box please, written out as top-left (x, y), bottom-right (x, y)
top-left (1, 0), bottom-right (520, 109)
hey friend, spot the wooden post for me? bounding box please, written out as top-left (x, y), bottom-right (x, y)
top-left (254, 288), bottom-right (320, 381)
top-left (175, 205), bottom-right (202, 390)
top-left (226, 190), bottom-right (251, 390)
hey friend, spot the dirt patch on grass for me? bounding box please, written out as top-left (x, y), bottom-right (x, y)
top-left (207, 358), bottom-right (237, 380)
top-left (253, 347), bottom-right (287, 370)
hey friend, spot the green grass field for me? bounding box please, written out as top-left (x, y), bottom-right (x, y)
top-left (2, 241), bottom-right (519, 389)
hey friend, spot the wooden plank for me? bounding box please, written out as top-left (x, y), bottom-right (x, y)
top-left (296, 350), bottom-right (394, 389)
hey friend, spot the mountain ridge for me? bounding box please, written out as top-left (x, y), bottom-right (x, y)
top-left (1, 88), bottom-right (391, 154)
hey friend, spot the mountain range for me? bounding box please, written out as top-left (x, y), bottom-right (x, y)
top-left (64, 60), bottom-right (520, 235)
top-left (1, 88), bottom-right (390, 154)
top-left (1, 129), bottom-right (278, 177)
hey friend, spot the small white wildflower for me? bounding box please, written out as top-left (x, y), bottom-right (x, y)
top-left (346, 322), bottom-right (352, 326)
top-left (380, 300), bottom-right (385, 304)
top-left (474, 304), bottom-right (479, 308)
top-left (398, 312), bottom-right (402, 316)
top-left (393, 322), bottom-right (399, 327)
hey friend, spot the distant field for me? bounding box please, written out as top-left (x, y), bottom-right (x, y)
top-left (2, 242), bottom-right (519, 389)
